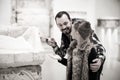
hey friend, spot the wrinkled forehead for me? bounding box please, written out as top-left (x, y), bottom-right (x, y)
top-left (56, 14), bottom-right (70, 24)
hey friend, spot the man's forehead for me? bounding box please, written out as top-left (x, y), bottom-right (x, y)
top-left (56, 14), bottom-right (70, 23)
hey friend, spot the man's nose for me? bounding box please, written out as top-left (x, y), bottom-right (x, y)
top-left (62, 25), bottom-right (66, 30)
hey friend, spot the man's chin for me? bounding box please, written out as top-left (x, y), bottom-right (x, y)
top-left (64, 31), bottom-right (70, 35)
top-left (62, 29), bottom-right (71, 35)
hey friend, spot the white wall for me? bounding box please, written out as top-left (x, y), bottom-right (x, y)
top-left (52, 0), bottom-right (96, 26)
top-left (95, 0), bottom-right (120, 18)
top-left (0, 0), bottom-right (12, 25)
top-left (53, 0), bottom-right (88, 12)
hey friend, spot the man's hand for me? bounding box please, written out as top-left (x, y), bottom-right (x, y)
top-left (46, 38), bottom-right (57, 48)
top-left (90, 58), bottom-right (102, 72)
top-left (40, 37), bottom-right (57, 47)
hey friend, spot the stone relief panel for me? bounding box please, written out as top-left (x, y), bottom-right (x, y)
top-left (11, 0), bottom-right (52, 37)
top-left (97, 19), bottom-right (120, 28)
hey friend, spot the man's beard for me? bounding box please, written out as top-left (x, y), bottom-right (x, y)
top-left (62, 27), bottom-right (71, 35)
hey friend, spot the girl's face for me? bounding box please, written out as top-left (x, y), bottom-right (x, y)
top-left (70, 24), bottom-right (80, 42)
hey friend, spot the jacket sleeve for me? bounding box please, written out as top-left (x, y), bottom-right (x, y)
top-left (52, 44), bottom-right (67, 66)
top-left (52, 38), bottom-right (68, 66)
top-left (92, 33), bottom-right (106, 63)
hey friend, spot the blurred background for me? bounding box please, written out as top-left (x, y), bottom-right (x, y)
top-left (0, 0), bottom-right (120, 80)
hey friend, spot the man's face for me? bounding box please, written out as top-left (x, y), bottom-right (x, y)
top-left (56, 14), bottom-right (72, 35)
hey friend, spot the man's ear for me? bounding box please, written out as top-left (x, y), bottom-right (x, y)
top-left (70, 19), bottom-right (72, 25)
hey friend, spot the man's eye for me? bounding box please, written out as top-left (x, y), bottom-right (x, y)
top-left (58, 24), bottom-right (62, 27)
top-left (63, 22), bottom-right (68, 25)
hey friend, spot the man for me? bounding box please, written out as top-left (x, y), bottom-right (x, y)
top-left (46, 11), bottom-right (105, 80)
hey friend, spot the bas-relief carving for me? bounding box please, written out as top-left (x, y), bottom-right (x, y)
top-left (11, 0), bottom-right (52, 37)
top-left (97, 19), bottom-right (120, 28)
top-left (0, 1), bottom-right (50, 79)
top-left (97, 19), bottom-right (120, 42)
top-left (0, 65), bottom-right (42, 80)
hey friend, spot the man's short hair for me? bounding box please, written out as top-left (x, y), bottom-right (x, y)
top-left (55, 11), bottom-right (71, 20)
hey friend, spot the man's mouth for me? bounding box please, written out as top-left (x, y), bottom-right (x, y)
top-left (62, 27), bottom-right (71, 34)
